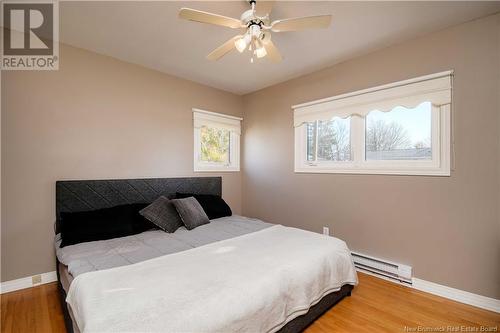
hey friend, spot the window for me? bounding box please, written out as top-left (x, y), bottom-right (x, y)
top-left (294, 71), bottom-right (452, 176)
top-left (306, 117), bottom-right (352, 162)
top-left (193, 109), bottom-right (241, 172)
top-left (365, 103), bottom-right (432, 161)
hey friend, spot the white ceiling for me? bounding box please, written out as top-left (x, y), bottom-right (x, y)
top-left (60, 1), bottom-right (500, 95)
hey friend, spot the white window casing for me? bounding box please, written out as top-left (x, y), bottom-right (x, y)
top-left (193, 109), bottom-right (242, 172)
top-left (293, 71), bottom-right (453, 176)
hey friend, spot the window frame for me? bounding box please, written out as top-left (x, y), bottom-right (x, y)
top-left (193, 109), bottom-right (242, 172)
top-left (293, 71), bottom-right (452, 176)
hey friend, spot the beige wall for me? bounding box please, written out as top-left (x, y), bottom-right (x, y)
top-left (2, 13), bottom-right (499, 301)
top-left (1, 45), bottom-right (243, 281)
top-left (242, 14), bottom-right (500, 299)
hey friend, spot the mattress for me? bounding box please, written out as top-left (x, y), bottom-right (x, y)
top-left (64, 225), bottom-right (357, 333)
top-left (59, 262), bottom-right (73, 293)
top-left (57, 261), bottom-right (355, 333)
top-left (56, 215), bottom-right (273, 278)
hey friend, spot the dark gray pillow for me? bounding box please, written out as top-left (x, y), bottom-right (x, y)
top-left (171, 197), bottom-right (210, 230)
top-left (139, 196), bottom-right (183, 233)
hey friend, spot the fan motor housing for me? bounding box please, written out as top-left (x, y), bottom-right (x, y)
top-left (240, 9), bottom-right (255, 24)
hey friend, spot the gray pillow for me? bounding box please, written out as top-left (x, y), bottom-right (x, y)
top-left (171, 197), bottom-right (210, 230)
top-left (139, 196), bottom-right (183, 233)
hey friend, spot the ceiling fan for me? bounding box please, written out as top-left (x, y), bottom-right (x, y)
top-left (179, 0), bottom-right (332, 63)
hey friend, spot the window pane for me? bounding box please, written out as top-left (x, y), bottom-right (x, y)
top-left (200, 126), bottom-right (230, 163)
top-left (365, 102), bottom-right (432, 160)
top-left (307, 118), bottom-right (351, 162)
top-left (306, 122), bottom-right (317, 161)
top-left (318, 118), bottom-right (352, 161)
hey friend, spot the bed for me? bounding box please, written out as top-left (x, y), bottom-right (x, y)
top-left (55, 177), bottom-right (357, 333)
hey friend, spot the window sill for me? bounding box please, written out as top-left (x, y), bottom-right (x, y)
top-left (294, 167), bottom-right (450, 176)
top-left (194, 167), bottom-right (240, 173)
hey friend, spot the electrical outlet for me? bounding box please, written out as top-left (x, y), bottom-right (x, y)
top-left (323, 226), bottom-right (330, 236)
top-left (32, 274), bottom-right (42, 285)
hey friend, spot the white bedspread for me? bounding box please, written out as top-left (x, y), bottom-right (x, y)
top-left (66, 225), bottom-right (358, 333)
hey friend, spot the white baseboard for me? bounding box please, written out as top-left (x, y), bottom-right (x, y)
top-left (412, 277), bottom-right (500, 313)
top-left (356, 268), bottom-right (500, 313)
top-left (0, 271), bottom-right (57, 294)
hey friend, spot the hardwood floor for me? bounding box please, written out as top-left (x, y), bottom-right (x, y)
top-left (1, 273), bottom-right (498, 333)
top-left (306, 273), bottom-right (500, 333)
top-left (1, 282), bottom-right (65, 333)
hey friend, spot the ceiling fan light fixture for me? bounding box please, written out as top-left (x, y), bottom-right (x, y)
top-left (256, 46), bottom-right (267, 58)
top-left (235, 37), bottom-right (247, 53)
top-left (179, 2), bottom-right (332, 63)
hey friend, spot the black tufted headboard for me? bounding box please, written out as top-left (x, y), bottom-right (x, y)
top-left (55, 177), bottom-right (221, 234)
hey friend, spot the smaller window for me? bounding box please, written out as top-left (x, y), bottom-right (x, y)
top-left (200, 126), bottom-right (231, 164)
top-left (193, 109), bottom-right (241, 172)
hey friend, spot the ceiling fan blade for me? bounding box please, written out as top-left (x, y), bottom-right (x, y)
top-left (179, 8), bottom-right (242, 29)
top-left (263, 40), bottom-right (282, 63)
top-left (271, 15), bottom-right (332, 32)
top-left (207, 36), bottom-right (241, 61)
top-left (254, 0), bottom-right (275, 17)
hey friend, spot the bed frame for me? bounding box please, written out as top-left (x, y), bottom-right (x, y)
top-left (55, 176), bottom-right (352, 333)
